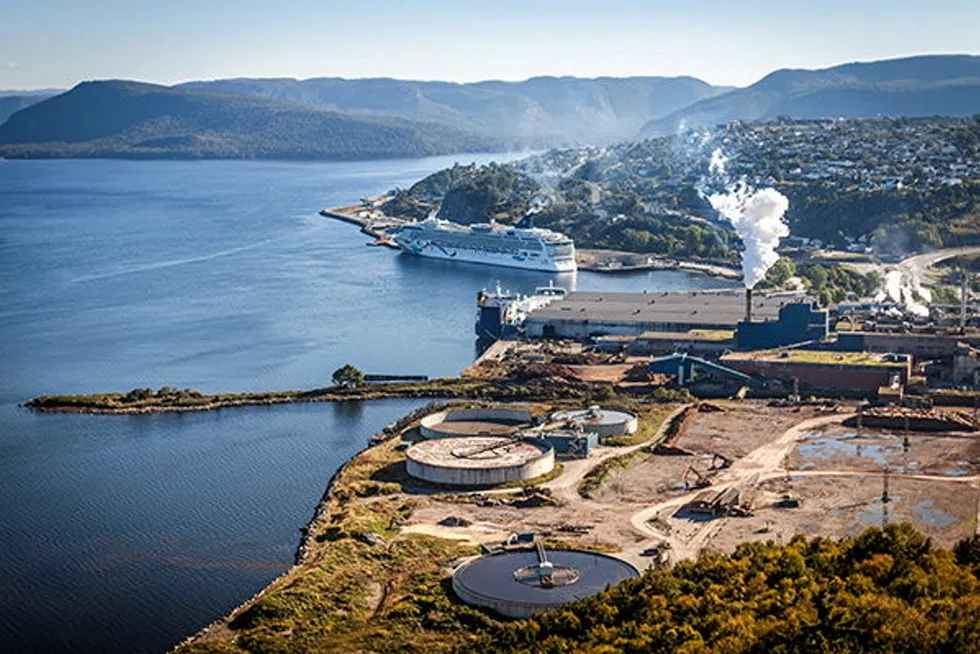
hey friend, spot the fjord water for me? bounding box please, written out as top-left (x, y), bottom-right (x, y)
top-left (0, 157), bottom-right (730, 654)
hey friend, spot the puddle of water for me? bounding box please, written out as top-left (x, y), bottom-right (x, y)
top-left (857, 496), bottom-right (902, 525)
top-left (944, 468), bottom-right (971, 477)
top-left (912, 500), bottom-right (957, 527)
top-left (796, 437), bottom-right (902, 465)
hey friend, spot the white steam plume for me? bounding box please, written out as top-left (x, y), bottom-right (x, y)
top-left (879, 269), bottom-right (929, 317)
top-left (704, 148), bottom-right (790, 289)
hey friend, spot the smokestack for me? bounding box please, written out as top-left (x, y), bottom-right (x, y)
top-left (745, 288), bottom-right (753, 323)
top-left (961, 270), bottom-right (969, 329)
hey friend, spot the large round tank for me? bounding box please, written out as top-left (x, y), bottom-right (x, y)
top-left (419, 407), bottom-right (532, 439)
top-left (405, 436), bottom-right (553, 487)
top-left (551, 406), bottom-right (638, 438)
top-left (452, 548), bottom-right (639, 618)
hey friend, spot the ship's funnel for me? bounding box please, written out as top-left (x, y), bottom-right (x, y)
top-left (745, 288), bottom-right (753, 323)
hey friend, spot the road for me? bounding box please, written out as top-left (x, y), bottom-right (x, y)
top-left (848, 245), bottom-right (980, 298)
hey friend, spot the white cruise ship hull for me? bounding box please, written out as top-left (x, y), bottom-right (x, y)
top-left (397, 241), bottom-right (577, 272)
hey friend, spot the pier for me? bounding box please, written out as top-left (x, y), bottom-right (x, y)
top-left (319, 196), bottom-right (407, 250)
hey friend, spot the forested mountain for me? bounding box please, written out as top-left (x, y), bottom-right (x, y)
top-left (3, 56), bottom-right (978, 161)
top-left (178, 76), bottom-right (727, 145)
top-left (0, 81), bottom-right (496, 160)
top-left (0, 93), bottom-right (53, 124)
top-left (642, 55), bottom-right (980, 135)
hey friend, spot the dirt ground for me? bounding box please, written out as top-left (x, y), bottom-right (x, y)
top-left (396, 400), bottom-right (980, 571)
top-left (677, 401), bottom-right (847, 460)
top-left (709, 475), bottom-right (980, 551)
top-left (563, 364), bottom-right (633, 383)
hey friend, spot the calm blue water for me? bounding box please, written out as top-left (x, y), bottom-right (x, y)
top-left (0, 157), bottom-right (730, 653)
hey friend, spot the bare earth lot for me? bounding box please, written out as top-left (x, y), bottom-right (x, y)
top-left (400, 401), bottom-right (980, 570)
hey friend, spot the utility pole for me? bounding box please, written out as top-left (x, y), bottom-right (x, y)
top-left (881, 466), bottom-right (891, 529)
top-left (961, 269), bottom-right (970, 330)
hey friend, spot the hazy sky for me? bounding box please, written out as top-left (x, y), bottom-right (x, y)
top-left (2, 0), bottom-right (978, 90)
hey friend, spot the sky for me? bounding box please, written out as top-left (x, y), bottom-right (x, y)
top-left (1, 0), bottom-right (978, 91)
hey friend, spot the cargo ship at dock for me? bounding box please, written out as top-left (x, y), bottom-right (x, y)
top-left (476, 282), bottom-right (567, 340)
top-left (393, 216), bottom-right (576, 272)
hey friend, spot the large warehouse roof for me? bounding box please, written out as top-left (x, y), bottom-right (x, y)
top-left (526, 290), bottom-right (809, 329)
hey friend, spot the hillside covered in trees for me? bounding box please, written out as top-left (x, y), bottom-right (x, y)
top-left (0, 81), bottom-right (495, 160)
top-left (179, 75), bottom-right (726, 146)
top-left (642, 54), bottom-right (980, 135)
top-left (384, 116), bottom-right (980, 261)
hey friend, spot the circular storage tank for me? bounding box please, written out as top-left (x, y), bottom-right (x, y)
top-left (452, 549), bottom-right (639, 618)
top-left (405, 436), bottom-right (553, 487)
top-left (419, 407), bottom-right (532, 439)
top-left (551, 406), bottom-right (638, 438)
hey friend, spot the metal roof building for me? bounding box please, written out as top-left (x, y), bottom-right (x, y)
top-left (524, 290), bottom-right (809, 339)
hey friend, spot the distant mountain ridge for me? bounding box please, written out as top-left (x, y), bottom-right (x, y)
top-left (0, 93), bottom-right (54, 124)
top-left (641, 55), bottom-right (980, 135)
top-left (178, 76), bottom-right (727, 144)
top-left (2, 55), bottom-right (979, 161)
top-left (0, 80), bottom-right (496, 160)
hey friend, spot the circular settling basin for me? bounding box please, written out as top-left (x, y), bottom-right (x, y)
top-left (452, 549), bottom-right (639, 618)
top-left (420, 408), bottom-right (532, 439)
top-left (552, 407), bottom-right (638, 436)
top-left (405, 436), bottom-right (554, 486)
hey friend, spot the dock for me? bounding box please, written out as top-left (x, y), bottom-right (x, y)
top-left (319, 197), bottom-right (408, 247)
top-left (576, 249), bottom-right (740, 279)
top-left (462, 339), bottom-right (521, 377)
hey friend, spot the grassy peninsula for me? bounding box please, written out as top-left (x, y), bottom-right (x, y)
top-left (25, 379), bottom-right (594, 414)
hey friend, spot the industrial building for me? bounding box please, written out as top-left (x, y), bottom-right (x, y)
top-left (451, 545), bottom-right (638, 618)
top-left (532, 430), bottom-right (598, 459)
top-left (835, 330), bottom-right (980, 360)
top-left (524, 290), bottom-right (808, 339)
top-left (736, 301), bottom-right (829, 349)
top-left (720, 349), bottom-right (912, 393)
top-left (404, 436), bottom-right (554, 486)
top-left (593, 330), bottom-right (735, 356)
top-left (524, 289), bottom-right (829, 351)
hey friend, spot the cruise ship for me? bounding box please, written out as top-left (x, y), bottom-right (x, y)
top-left (393, 216), bottom-right (577, 272)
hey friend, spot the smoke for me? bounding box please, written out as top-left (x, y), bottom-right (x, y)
top-left (527, 194), bottom-right (552, 215)
top-left (703, 148), bottom-right (790, 289)
top-left (879, 269), bottom-right (930, 317)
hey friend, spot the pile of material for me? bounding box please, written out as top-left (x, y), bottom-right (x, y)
top-left (930, 389), bottom-right (980, 408)
top-left (660, 404), bottom-right (699, 446)
top-left (845, 407), bottom-right (978, 432)
top-left (508, 362), bottom-right (584, 386)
